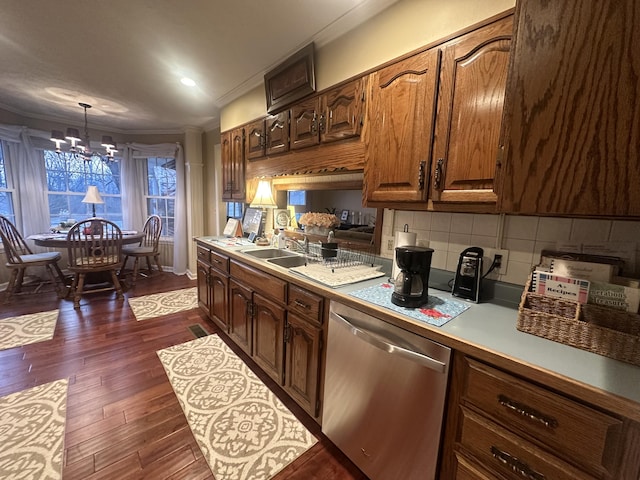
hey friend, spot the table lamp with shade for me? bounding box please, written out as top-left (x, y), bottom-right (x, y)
top-left (82, 186), bottom-right (104, 218)
top-left (250, 179), bottom-right (277, 241)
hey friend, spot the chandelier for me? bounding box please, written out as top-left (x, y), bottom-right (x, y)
top-left (50, 102), bottom-right (118, 161)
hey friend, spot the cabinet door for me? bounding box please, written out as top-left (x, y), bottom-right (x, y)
top-left (290, 97), bottom-right (320, 150)
top-left (265, 111), bottom-right (290, 156)
top-left (196, 260), bottom-right (210, 315)
top-left (245, 118), bottom-right (266, 160)
top-left (228, 279), bottom-right (252, 355)
top-left (210, 270), bottom-right (229, 332)
top-left (252, 293), bottom-right (285, 384)
top-left (284, 312), bottom-right (322, 417)
top-left (431, 16), bottom-right (512, 204)
top-left (364, 48), bottom-right (440, 203)
top-left (221, 128), bottom-right (245, 201)
top-left (498, 1), bottom-right (640, 216)
top-left (320, 77), bottom-right (366, 144)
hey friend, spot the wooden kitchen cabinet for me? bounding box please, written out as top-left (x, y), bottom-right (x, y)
top-left (244, 118), bottom-right (266, 160)
top-left (284, 284), bottom-right (324, 418)
top-left (430, 15), bottom-right (512, 205)
top-left (228, 260), bottom-right (288, 380)
top-left (364, 48), bottom-right (440, 204)
top-left (221, 128), bottom-right (246, 201)
top-left (440, 354), bottom-right (639, 480)
top-left (253, 292), bottom-right (286, 384)
top-left (365, 13), bottom-right (512, 210)
top-left (290, 77), bottom-right (366, 150)
top-left (196, 246), bottom-right (230, 332)
top-left (265, 111), bottom-right (290, 156)
top-left (497, 1), bottom-right (640, 217)
top-left (228, 278), bottom-right (253, 355)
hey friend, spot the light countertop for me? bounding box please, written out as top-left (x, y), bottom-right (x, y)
top-left (196, 237), bottom-right (640, 416)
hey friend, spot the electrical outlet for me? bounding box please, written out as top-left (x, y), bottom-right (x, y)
top-left (387, 238), bottom-right (394, 251)
top-left (483, 248), bottom-right (509, 277)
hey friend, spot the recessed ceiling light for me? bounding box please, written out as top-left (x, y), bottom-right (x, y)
top-left (180, 77), bottom-right (196, 87)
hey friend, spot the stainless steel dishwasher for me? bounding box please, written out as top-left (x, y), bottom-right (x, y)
top-left (322, 301), bottom-right (451, 480)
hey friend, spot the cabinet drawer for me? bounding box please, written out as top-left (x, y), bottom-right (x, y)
top-left (288, 284), bottom-right (323, 325)
top-left (230, 260), bottom-right (286, 303)
top-left (210, 250), bottom-right (229, 273)
top-left (196, 245), bottom-right (211, 264)
top-left (459, 407), bottom-right (597, 480)
top-left (463, 359), bottom-right (622, 476)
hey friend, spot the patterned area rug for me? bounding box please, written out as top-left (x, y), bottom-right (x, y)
top-left (0, 310), bottom-right (59, 352)
top-left (128, 287), bottom-right (198, 321)
top-left (0, 379), bottom-right (68, 480)
top-left (158, 335), bottom-right (318, 480)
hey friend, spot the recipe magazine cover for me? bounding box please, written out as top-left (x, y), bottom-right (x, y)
top-left (588, 277), bottom-right (640, 313)
top-left (531, 270), bottom-right (590, 303)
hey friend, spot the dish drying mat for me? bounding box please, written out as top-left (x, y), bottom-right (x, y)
top-left (348, 282), bottom-right (471, 327)
top-left (289, 263), bottom-right (386, 287)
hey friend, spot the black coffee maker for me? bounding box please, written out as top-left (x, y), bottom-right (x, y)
top-left (391, 246), bottom-right (434, 308)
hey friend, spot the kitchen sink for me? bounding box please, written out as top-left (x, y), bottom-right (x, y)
top-left (266, 256), bottom-right (308, 268)
top-left (242, 248), bottom-right (298, 259)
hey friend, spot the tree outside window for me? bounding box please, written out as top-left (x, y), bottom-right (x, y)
top-left (44, 151), bottom-right (122, 227)
top-left (0, 142), bottom-right (15, 223)
top-left (146, 157), bottom-right (175, 236)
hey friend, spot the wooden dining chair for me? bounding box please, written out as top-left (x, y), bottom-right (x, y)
top-left (121, 215), bottom-right (163, 286)
top-left (66, 218), bottom-right (124, 308)
top-left (0, 215), bottom-right (68, 303)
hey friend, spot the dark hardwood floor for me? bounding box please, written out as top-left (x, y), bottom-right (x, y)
top-left (0, 273), bottom-right (367, 479)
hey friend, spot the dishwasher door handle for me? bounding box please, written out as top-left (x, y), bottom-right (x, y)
top-left (330, 311), bottom-right (447, 373)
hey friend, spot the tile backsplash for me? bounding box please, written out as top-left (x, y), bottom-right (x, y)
top-left (382, 210), bottom-right (640, 286)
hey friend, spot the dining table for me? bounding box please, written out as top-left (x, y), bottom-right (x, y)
top-left (28, 230), bottom-right (144, 248)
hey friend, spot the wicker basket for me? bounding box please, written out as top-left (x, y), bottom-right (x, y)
top-left (517, 278), bottom-right (640, 367)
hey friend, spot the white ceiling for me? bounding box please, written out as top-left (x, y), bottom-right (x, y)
top-left (0, 0), bottom-right (399, 133)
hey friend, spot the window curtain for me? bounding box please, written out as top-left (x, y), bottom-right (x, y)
top-left (0, 126), bottom-right (50, 237)
top-left (122, 143), bottom-right (187, 275)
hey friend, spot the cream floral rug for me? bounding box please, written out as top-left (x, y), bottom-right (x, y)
top-left (0, 378), bottom-right (68, 480)
top-left (128, 287), bottom-right (198, 321)
top-left (0, 310), bottom-right (59, 351)
top-left (157, 335), bottom-right (317, 480)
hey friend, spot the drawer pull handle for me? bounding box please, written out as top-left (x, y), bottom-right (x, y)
top-left (491, 446), bottom-right (545, 480)
top-left (294, 299), bottom-right (311, 310)
top-left (498, 394), bottom-right (558, 429)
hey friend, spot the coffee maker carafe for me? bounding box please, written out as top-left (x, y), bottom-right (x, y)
top-left (391, 246), bottom-right (434, 308)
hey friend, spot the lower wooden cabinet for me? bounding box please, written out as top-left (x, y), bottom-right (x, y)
top-left (252, 293), bottom-right (285, 384)
top-left (284, 312), bottom-right (322, 417)
top-left (228, 279), bottom-right (253, 356)
top-left (440, 353), bottom-right (639, 480)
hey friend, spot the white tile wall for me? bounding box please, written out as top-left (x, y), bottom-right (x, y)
top-left (383, 210), bottom-right (640, 286)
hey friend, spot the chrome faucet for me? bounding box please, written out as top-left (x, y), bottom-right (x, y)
top-left (288, 236), bottom-right (309, 254)
top-left (327, 230), bottom-right (335, 243)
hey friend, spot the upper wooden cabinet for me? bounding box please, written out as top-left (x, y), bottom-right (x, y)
top-left (364, 48), bottom-right (440, 203)
top-left (497, 1), bottom-right (640, 217)
top-left (221, 128), bottom-right (245, 201)
top-left (244, 118), bottom-right (266, 161)
top-left (265, 111), bottom-right (290, 156)
top-left (430, 15), bottom-right (512, 205)
top-left (290, 77), bottom-right (366, 150)
top-left (364, 13), bottom-right (513, 208)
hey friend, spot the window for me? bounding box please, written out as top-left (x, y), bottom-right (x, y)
top-left (146, 157), bottom-right (175, 236)
top-left (226, 201), bottom-right (244, 220)
top-left (44, 151), bottom-right (122, 227)
top-left (0, 142), bottom-right (15, 223)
